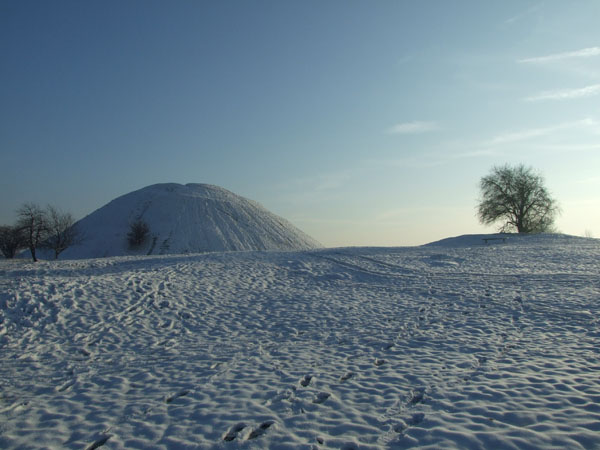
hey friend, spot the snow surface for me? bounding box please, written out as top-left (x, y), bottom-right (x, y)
top-left (1, 234), bottom-right (599, 449)
top-left (52, 183), bottom-right (320, 259)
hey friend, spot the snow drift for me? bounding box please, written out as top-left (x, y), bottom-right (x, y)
top-left (56, 183), bottom-right (320, 259)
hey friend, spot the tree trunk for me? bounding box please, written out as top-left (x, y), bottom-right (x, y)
top-left (516, 214), bottom-right (524, 233)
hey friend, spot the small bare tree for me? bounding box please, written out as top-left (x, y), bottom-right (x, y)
top-left (44, 206), bottom-right (82, 259)
top-left (127, 219), bottom-right (150, 248)
top-left (16, 203), bottom-right (49, 262)
top-left (0, 225), bottom-right (26, 259)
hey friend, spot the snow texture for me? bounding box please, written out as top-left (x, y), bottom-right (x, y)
top-left (51, 183), bottom-right (321, 259)
top-left (1, 233), bottom-right (599, 449)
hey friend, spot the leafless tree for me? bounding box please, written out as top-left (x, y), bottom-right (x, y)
top-left (44, 205), bottom-right (82, 259)
top-left (477, 164), bottom-right (559, 233)
top-left (16, 203), bottom-right (49, 262)
top-left (0, 225), bottom-right (26, 258)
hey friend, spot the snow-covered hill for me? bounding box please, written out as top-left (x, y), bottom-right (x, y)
top-left (55, 183), bottom-right (320, 259)
top-left (1, 234), bottom-right (599, 449)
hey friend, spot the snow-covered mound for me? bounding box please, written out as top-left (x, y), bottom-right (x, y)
top-left (426, 232), bottom-right (594, 248)
top-left (1, 236), bottom-right (599, 448)
top-left (57, 183), bottom-right (320, 259)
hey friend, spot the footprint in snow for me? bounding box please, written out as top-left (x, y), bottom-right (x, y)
top-left (407, 388), bottom-right (425, 405)
top-left (165, 390), bottom-right (189, 403)
top-left (85, 434), bottom-right (111, 450)
top-left (395, 413), bottom-right (426, 433)
top-left (393, 422), bottom-right (407, 433)
top-left (223, 423), bottom-right (246, 441)
top-left (247, 420), bottom-right (275, 440)
top-left (313, 392), bottom-right (331, 404)
top-left (340, 372), bottom-right (354, 382)
top-left (406, 412), bottom-right (425, 426)
top-left (300, 374), bottom-right (312, 387)
top-left (56, 379), bottom-right (76, 392)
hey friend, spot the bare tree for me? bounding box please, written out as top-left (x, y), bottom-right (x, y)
top-left (44, 205), bottom-right (82, 259)
top-left (16, 203), bottom-right (49, 262)
top-left (477, 164), bottom-right (559, 233)
top-left (127, 219), bottom-right (150, 248)
top-left (0, 225), bottom-right (26, 259)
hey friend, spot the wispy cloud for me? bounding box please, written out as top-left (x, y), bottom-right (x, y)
top-left (525, 84), bottom-right (600, 101)
top-left (519, 47), bottom-right (600, 63)
top-left (504, 3), bottom-right (543, 26)
top-left (484, 119), bottom-right (598, 146)
top-left (485, 127), bottom-right (553, 146)
top-left (387, 121), bottom-right (440, 135)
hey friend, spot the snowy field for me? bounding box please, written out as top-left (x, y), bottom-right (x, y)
top-left (1, 234), bottom-right (599, 449)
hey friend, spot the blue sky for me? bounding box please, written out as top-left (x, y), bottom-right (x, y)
top-left (1, 1), bottom-right (599, 246)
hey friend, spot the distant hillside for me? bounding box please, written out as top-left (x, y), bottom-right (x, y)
top-left (425, 233), bottom-right (594, 248)
top-left (55, 183), bottom-right (320, 259)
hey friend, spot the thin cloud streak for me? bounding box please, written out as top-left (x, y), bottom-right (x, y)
top-left (484, 119), bottom-right (598, 146)
top-left (387, 121), bottom-right (440, 135)
top-left (504, 3), bottom-right (543, 25)
top-left (485, 127), bottom-right (552, 146)
top-left (519, 47), bottom-right (600, 63)
top-left (525, 84), bottom-right (600, 101)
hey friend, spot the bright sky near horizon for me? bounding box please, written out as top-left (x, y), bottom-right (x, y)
top-left (1, 1), bottom-right (599, 247)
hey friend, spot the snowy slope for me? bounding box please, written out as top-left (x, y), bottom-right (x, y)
top-left (1, 234), bottom-right (599, 449)
top-left (54, 183), bottom-right (320, 259)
